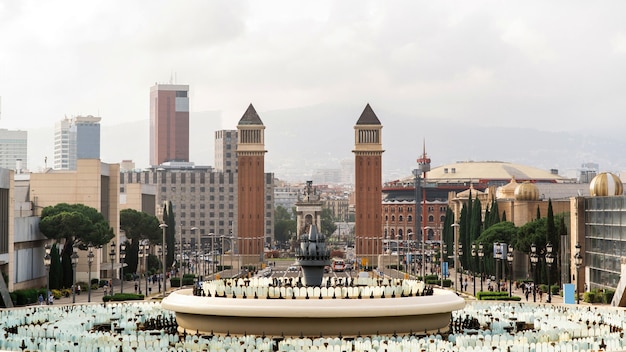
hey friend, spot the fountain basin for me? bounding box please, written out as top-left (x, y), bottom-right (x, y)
top-left (162, 288), bottom-right (465, 337)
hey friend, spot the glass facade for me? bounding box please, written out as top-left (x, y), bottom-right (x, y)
top-left (584, 196), bottom-right (626, 290)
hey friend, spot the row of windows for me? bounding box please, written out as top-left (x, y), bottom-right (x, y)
top-left (384, 205), bottom-right (447, 213)
top-left (384, 214), bottom-right (444, 223)
top-left (120, 171), bottom-right (236, 185)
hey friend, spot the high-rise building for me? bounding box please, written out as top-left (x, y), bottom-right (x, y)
top-left (353, 104), bottom-right (384, 262)
top-left (0, 129), bottom-right (27, 171)
top-left (236, 104), bottom-right (267, 258)
top-left (150, 84), bottom-right (190, 166)
top-left (54, 115), bottom-right (101, 170)
top-left (215, 130), bottom-right (237, 173)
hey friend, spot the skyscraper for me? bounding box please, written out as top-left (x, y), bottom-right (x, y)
top-left (149, 84), bottom-right (190, 166)
top-left (54, 115), bottom-right (101, 170)
top-left (0, 129), bottom-right (27, 171)
top-left (215, 130), bottom-right (238, 173)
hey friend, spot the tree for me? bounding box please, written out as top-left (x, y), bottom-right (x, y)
top-left (162, 201), bottom-right (176, 271)
top-left (120, 209), bottom-right (162, 274)
top-left (475, 221), bottom-right (518, 277)
top-left (320, 208), bottom-right (337, 236)
top-left (39, 203), bottom-right (115, 288)
top-left (48, 243), bottom-right (63, 290)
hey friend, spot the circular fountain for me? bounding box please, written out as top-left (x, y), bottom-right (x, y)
top-left (163, 279), bottom-right (465, 337)
top-left (163, 218), bottom-right (465, 337)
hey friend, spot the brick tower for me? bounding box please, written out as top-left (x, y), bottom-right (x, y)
top-left (236, 104), bottom-right (266, 261)
top-left (353, 104), bottom-right (384, 268)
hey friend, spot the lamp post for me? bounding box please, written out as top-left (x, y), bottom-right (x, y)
top-left (451, 223), bottom-right (460, 293)
top-left (574, 242), bottom-right (583, 304)
top-left (143, 243), bottom-right (150, 296)
top-left (71, 250), bottom-right (79, 304)
top-left (507, 245), bottom-right (514, 298)
top-left (495, 242), bottom-right (502, 292)
top-left (109, 241), bottom-right (116, 296)
top-left (458, 243), bottom-right (463, 291)
top-left (545, 242), bottom-right (554, 303)
top-left (191, 227), bottom-right (199, 280)
top-left (159, 223), bottom-right (168, 295)
top-left (471, 243), bottom-right (477, 296)
top-left (44, 244), bottom-right (51, 305)
top-left (87, 246), bottom-right (94, 302)
top-left (120, 243), bottom-right (126, 294)
top-left (478, 243), bottom-right (484, 292)
top-left (530, 243), bottom-right (539, 302)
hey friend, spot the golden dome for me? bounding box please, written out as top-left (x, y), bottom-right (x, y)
top-left (515, 181), bottom-right (540, 201)
top-left (590, 172), bottom-right (624, 196)
top-left (496, 177), bottom-right (518, 199)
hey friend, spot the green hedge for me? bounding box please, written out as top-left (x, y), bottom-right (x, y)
top-left (476, 291), bottom-right (520, 301)
top-left (584, 288), bottom-right (615, 304)
top-left (103, 293), bottom-right (145, 302)
top-left (426, 279), bottom-right (452, 287)
top-left (170, 276), bottom-right (197, 287)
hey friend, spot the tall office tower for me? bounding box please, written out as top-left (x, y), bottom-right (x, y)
top-left (236, 104), bottom-right (266, 259)
top-left (215, 130), bottom-right (238, 173)
top-left (54, 115), bottom-right (101, 170)
top-left (149, 84), bottom-right (190, 166)
top-left (0, 129), bottom-right (27, 171)
top-left (353, 104), bottom-right (384, 263)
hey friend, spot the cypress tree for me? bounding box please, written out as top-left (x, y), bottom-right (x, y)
top-left (536, 206), bottom-right (541, 220)
top-left (49, 243), bottom-right (63, 290)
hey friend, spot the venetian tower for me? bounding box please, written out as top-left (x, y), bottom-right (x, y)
top-left (353, 104), bottom-right (384, 268)
top-left (236, 104), bottom-right (266, 263)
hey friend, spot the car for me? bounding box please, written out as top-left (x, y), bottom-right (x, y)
top-left (288, 265), bottom-right (299, 272)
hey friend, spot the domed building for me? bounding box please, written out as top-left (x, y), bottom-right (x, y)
top-left (383, 160), bottom-right (578, 242)
top-left (589, 172), bottom-right (623, 196)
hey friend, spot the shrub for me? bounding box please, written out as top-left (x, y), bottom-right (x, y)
top-left (170, 277), bottom-right (181, 287)
top-left (583, 288), bottom-right (615, 304)
top-left (103, 293), bottom-right (145, 302)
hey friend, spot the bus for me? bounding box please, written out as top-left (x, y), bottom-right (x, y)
top-left (332, 258), bottom-right (345, 272)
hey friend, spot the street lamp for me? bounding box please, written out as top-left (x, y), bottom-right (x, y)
top-left (530, 243), bottom-right (539, 302)
top-left (159, 223), bottom-right (168, 295)
top-left (458, 243), bottom-right (463, 291)
top-left (574, 242), bottom-right (583, 304)
top-left (142, 242), bottom-right (150, 296)
top-left (120, 243), bottom-right (126, 294)
top-left (507, 245), bottom-right (514, 298)
top-left (87, 246), bottom-right (94, 302)
top-left (545, 242), bottom-right (555, 303)
top-left (478, 243), bottom-right (484, 292)
top-left (494, 242), bottom-right (502, 292)
top-left (44, 244), bottom-right (51, 305)
top-left (109, 241), bottom-right (116, 296)
top-left (451, 223), bottom-right (460, 293)
top-left (471, 243), bottom-right (477, 296)
top-left (71, 250), bottom-right (79, 304)
top-left (191, 227), bottom-right (199, 280)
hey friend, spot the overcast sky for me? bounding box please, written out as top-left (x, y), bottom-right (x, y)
top-left (1, 1), bottom-right (625, 170)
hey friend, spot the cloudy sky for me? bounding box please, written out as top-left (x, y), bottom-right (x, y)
top-left (1, 1), bottom-right (625, 171)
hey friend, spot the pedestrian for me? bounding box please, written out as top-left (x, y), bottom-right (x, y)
top-left (77, 285), bottom-right (81, 295)
top-left (47, 293), bottom-right (54, 305)
top-left (38, 294), bottom-right (44, 305)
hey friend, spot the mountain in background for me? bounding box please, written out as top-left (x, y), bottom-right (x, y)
top-left (26, 104), bottom-right (626, 182)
